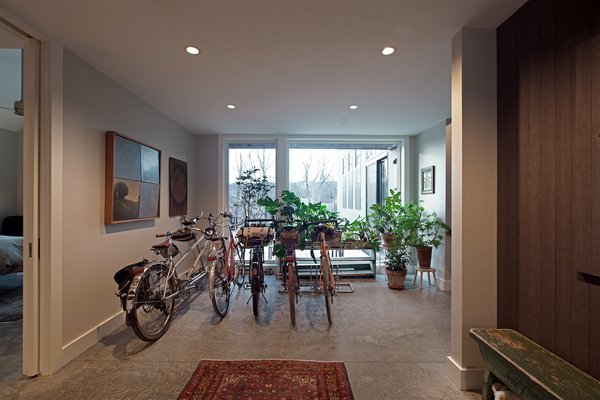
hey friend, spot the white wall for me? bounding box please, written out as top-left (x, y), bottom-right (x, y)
top-left (195, 135), bottom-right (219, 215)
top-left (61, 50), bottom-right (198, 345)
top-left (447, 28), bottom-right (497, 390)
top-left (414, 120), bottom-right (449, 286)
top-left (0, 127), bottom-right (22, 223)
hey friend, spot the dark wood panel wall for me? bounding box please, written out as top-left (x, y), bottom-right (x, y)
top-left (497, 0), bottom-right (600, 379)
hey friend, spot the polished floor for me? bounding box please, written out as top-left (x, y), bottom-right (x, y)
top-left (0, 274), bottom-right (480, 399)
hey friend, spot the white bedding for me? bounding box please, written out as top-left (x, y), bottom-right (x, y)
top-left (0, 235), bottom-right (23, 274)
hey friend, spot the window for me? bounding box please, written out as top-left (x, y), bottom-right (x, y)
top-left (288, 143), bottom-right (396, 220)
top-left (228, 143), bottom-right (276, 223)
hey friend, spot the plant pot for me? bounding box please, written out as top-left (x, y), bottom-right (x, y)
top-left (385, 266), bottom-right (407, 290)
top-left (416, 246), bottom-right (433, 268)
top-left (381, 233), bottom-right (397, 249)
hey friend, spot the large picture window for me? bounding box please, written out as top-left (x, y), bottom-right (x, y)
top-left (228, 143), bottom-right (276, 223)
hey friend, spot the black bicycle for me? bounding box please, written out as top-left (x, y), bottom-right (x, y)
top-left (238, 219), bottom-right (275, 317)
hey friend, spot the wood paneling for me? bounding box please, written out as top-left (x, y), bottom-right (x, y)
top-left (497, 0), bottom-right (600, 379)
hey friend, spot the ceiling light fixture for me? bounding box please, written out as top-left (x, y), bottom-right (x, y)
top-left (186, 46), bottom-right (200, 55)
top-left (381, 46), bottom-right (395, 56)
top-left (226, 104), bottom-right (236, 109)
top-left (349, 105), bottom-right (358, 110)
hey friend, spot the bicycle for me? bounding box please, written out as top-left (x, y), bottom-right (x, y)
top-left (278, 225), bottom-right (300, 326)
top-left (306, 219), bottom-right (339, 325)
top-left (205, 212), bottom-right (245, 317)
top-left (238, 218), bottom-right (275, 317)
top-left (113, 214), bottom-right (211, 341)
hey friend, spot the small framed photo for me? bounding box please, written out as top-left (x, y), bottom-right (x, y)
top-left (421, 165), bottom-right (435, 195)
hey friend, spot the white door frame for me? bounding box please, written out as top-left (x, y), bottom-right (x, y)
top-left (1, 11), bottom-right (64, 376)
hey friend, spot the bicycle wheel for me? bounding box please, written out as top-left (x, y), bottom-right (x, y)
top-left (250, 256), bottom-right (260, 317)
top-left (235, 243), bottom-right (246, 287)
top-left (287, 261), bottom-right (297, 326)
top-left (209, 257), bottom-right (231, 317)
top-left (131, 263), bottom-right (175, 342)
top-left (321, 256), bottom-right (333, 325)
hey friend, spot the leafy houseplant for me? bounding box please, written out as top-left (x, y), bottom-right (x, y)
top-left (404, 202), bottom-right (450, 268)
top-left (369, 189), bottom-right (402, 233)
top-left (341, 216), bottom-right (381, 251)
top-left (383, 232), bottom-right (411, 290)
top-left (257, 189), bottom-right (340, 257)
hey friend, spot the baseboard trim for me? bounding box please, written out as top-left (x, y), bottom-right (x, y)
top-left (446, 356), bottom-right (483, 390)
top-left (438, 277), bottom-right (451, 291)
top-left (58, 311), bottom-right (124, 370)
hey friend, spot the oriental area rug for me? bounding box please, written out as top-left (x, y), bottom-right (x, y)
top-left (178, 359), bottom-right (354, 400)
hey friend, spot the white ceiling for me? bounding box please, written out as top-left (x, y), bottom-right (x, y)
top-left (0, 0), bottom-right (524, 136)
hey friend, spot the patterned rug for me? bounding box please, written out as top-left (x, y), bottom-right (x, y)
top-left (178, 359), bottom-right (354, 400)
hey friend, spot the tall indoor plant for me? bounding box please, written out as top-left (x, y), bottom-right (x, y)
top-left (383, 234), bottom-right (411, 289)
top-left (368, 189), bottom-right (404, 248)
top-left (405, 202), bottom-right (450, 268)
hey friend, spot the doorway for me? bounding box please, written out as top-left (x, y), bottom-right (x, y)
top-left (0, 17), bottom-right (40, 379)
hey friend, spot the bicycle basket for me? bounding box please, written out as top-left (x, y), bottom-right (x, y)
top-left (311, 227), bottom-right (341, 243)
top-left (237, 226), bottom-right (274, 246)
top-left (279, 229), bottom-right (299, 246)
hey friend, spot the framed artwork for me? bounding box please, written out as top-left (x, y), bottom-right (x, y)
top-left (169, 157), bottom-right (188, 217)
top-left (421, 165), bottom-right (435, 195)
top-left (105, 131), bottom-right (161, 224)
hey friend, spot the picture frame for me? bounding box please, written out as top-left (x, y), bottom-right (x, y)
top-left (105, 131), bottom-right (161, 224)
top-left (421, 165), bottom-right (435, 195)
top-left (169, 157), bottom-right (188, 217)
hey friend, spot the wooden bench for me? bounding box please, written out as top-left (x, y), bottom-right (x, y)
top-left (469, 328), bottom-right (600, 400)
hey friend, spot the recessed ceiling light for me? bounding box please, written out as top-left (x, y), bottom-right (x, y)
top-left (226, 104), bottom-right (236, 109)
top-left (349, 105), bottom-right (358, 110)
top-left (186, 46), bottom-right (200, 55)
top-left (381, 46), bottom-right (395, 56)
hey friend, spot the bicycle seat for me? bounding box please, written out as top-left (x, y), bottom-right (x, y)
top-left (152, 239), bottom-right (170, 249)
top-left (172, 230), bottom-right (196, 242)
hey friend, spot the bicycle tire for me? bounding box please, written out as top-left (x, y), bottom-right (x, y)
top-left (250, 257), bottom-right (260, 317)
top-left (131, 263), bottom-right (175, 342)
top-left (209, 257), bottom-right (230, 317)
top-left (322, 256), bottom-right (333, 325)
top-left (287, 262), bottom-right (296, 326)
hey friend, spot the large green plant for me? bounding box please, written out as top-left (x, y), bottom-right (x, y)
top-left (341, 216), bottom-right (381, 251)
top-left (368, 189), bottom-right (404, 234)
top-left (257, 189), bottom-right (339, 257)
top-left (385, 243), bottom-right (412, 271)
top-left (404, 202), bottom-right (450, 248)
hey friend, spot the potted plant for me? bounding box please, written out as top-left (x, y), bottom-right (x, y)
top-left (384, 235), bottom-right (411, 290)
top-left (342, 216), bottom-right (381, 250)
top-left (257, 189), bottom-right (340, 256)
top-left (404, 202), bottom-right (450, 268)
top-left (368, 189), bottom-right (404, 248)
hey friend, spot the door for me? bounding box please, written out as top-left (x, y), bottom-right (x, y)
top-left (0, 19), bottom-right (40, 377)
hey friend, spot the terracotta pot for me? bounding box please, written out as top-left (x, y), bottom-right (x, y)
top-left (416, 246), bottom-right (433, 267)
top-left (381, 233), bottom-right (397, 249)
top-left (385, 266), bottom-right (407, 290)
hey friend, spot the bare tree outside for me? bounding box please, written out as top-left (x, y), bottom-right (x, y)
top-left (228, 148), bottom-right (276, 222)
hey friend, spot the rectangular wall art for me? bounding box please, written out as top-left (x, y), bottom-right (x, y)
top-left (105, 131), bottom-right (161, 224)
top-left (420, 165), bottom-right (435, 195)
top-left (169, 157), bottom-right (188, 217)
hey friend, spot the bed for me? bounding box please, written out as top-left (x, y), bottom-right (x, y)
top-left (0, 235), bottom-right (23, 275)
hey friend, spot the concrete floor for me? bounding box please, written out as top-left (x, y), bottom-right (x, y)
top-left (0, 274), bottom-right (481, 399)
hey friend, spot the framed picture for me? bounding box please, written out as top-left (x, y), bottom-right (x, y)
top-left (421, 165), bottom-right (435, 195)
top-left (105, 131), bottom-right (161, 224)
top-left (169, 157), bottom-right (188, 217)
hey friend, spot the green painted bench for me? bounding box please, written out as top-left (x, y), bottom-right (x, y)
top-left (469, 328), bottom-right (600, 400)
